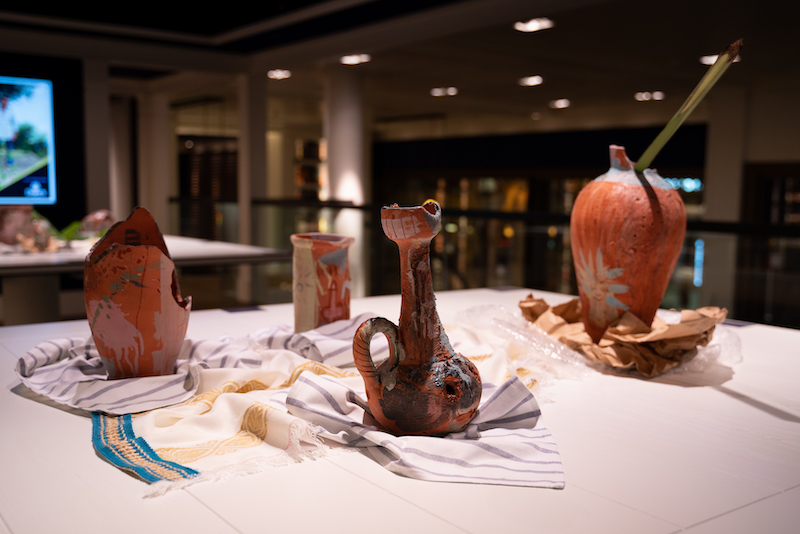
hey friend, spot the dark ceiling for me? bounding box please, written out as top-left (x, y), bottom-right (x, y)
top-left (0, 0), bottom-right (797, 130)
top-left (0, 1), bottom-right (464, 53)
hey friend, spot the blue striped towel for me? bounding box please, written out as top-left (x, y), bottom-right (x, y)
top-left (286, 372), bottom-right (566, 488)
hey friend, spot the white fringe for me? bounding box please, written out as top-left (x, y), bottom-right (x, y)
top-left (143, 421), bottom-right (335, 498)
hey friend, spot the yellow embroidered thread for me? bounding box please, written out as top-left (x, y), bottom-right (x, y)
top-left (155, 403), bottom-right (275, 464)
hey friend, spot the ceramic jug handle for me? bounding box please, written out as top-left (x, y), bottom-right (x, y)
top-left (352, 317), bottom-right (402, 382)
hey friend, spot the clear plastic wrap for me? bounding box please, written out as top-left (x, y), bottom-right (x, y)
top-left (451, 305), bottom-right (596, 401)
top-left (451, 304), bottom-right (744, 396)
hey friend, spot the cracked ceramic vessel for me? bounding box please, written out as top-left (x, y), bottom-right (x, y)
top-left (570, 145), bottom-right (686, 343)
top-left (291, 232), bottom-right (354, 333)
top-left (83, 207), bottom-right (192, 378)
top-left (352, 201), bottom-right (482, 436)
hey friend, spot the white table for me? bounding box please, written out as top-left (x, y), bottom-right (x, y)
top-left (0, 235), bottom-right (291, 325)
top-left (0, 287), bottom-right (798, 534)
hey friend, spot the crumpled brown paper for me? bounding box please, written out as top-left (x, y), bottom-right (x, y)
top-left (519, 294), bottom-right (727, 377)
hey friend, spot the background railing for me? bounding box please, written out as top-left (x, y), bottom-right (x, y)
top-left (169, 197), bottom-right (800, 329)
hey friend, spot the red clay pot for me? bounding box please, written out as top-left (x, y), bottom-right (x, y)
top-left (570, 145), bottom-right (686, 343)
top-left (84, 207), bottom-right (192, 378)
top-left (352, 201), bottom-right (482, 436)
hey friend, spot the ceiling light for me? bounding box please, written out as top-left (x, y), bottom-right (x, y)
top-left (340, 53), bottom-right (371, 65)
top-left (519, 75), bottom-right (543, 87)
top-left (635, 91), bottom-right (665, 101)
top-left (530, 112), bottom-right (542, 120)
top-left (514, 17), bottom-right (554, 33)
top-left (267, 69), bottom-right (291, 80)
top-left (700, 53), bottom-right (741, 65)
top-left (431, 86), bottom-right (458, 97)
top-left (548, 98), bottom-right (570, 109)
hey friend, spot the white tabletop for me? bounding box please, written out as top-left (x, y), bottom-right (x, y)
top-left (0, 235), bottom-right (291, 276)
top-left (1, 287), bottom-right (798, 534)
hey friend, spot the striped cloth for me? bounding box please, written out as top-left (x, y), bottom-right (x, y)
top-left (287, 372), bottom-right (565, 488)
top-left (12, 312), bottom-right (382, 415)
top-left (13, 336), bottom-right (294, 415)
top-left (245, 312), bottom-right (386, 368)
top-left (14, 310), bottom-right (567, 492)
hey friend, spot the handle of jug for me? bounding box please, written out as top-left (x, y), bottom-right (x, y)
top-left (352, 317), bottom-right (403, 387)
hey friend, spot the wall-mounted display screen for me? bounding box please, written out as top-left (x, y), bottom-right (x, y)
top-left (0, 75), bottom-right (56, 205)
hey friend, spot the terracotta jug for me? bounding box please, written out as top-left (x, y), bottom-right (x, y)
top-left (570, 145), bottom-right (686, 343)
top-left (352, 201), bottom-right (482, 436)
top-left (84, 207), bottom-right (192, 378)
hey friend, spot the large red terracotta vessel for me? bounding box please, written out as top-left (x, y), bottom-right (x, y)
top-left (570, 145), bottom-right (686, 343)
top-left (352, 201), bottom-right (482, 436)
top-left (84, 207), bottom-right (192, 378)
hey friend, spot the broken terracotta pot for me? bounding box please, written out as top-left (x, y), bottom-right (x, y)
top-left (83, 207), bottom-right (192, 378)
top-left (352, 201), bottom-right (482, 436)
top-left (569, 145), bottom-right (686, 343)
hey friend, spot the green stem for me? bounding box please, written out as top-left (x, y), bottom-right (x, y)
top-left (634, 38), bottom-right (743, 173)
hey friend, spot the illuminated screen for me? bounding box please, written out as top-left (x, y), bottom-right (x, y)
top-left (0, 75), bottom-right (56, 205)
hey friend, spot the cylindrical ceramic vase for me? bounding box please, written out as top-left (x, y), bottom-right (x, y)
top-left (290, 232), bottom-right (354, 333)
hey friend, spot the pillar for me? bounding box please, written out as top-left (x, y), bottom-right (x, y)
top-left (698, 86), bottom-right (748, 313)
top-left (83, 59), bottom-right (111, 214)
top-left (236, 72), bottom-right (268, 303)
top-left (136, 92), bottom-right (173, 230)
top-left (109, 96), bottom-right (135, 220)
top-left (323, 64), bottom-right (368, 297)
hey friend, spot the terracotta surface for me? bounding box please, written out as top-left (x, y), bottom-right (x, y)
top-left (352, 201), bottom-right (482, 436)
top-left (290, 232), bottom-right (354, 333)
top-left (570, 145), bottom-right (686, 343)
top-left (83, 207), bottom-right (192, 378)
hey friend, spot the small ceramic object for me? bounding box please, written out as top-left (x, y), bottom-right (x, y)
top-left (352, 201), bottom-right (482, 436)
top-left (570, 145), bottom-right (686, 343)
top-left (291, 232), bottom-right (354, 333)
top-left (84, 207), bottom-right (192, 378)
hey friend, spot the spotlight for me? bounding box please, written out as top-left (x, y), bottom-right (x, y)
top-left (267, 69), bottom-right (291, 80)
top-left (431, 86), bottom-right (458, 97)
top-left (340, 53), bottom-right (371, 65)
top-left (514, 18), bottom-right (554, 32)
top-left (518, 75), bottom-right (543, 87)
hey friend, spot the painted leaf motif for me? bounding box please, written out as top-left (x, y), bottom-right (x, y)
top-left (575, 248), bottom-right (630, 333)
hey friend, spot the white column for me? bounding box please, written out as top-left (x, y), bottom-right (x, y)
top-left (323, 64), bottom-right (368, 297)
top-left (82, 59), bottom-right (111, 213)
top-left (109, 97), bottom-right (134, 220)
top-left (136, 92), bottom-right (173, 231)
top-left (703, 86), bottom-right (747, 222)
top-left (236, 72), bottom-right (268, 303)
top-left (698, 86), bottom-right (748, 313)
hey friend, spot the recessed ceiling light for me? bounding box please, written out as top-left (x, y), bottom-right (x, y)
top-left (514, 17), bottom-right (554, 33)
top-left (519, 75), bottom-right (543, 87)
top-left (700, 54), bottom-right (741, 65)
top-left (340, 53), bottom-right (371, 65)
top-left (267, 69), bottom-right (291, 80)
top-left (635, 91), bottom-right (665, 101)
top-left (548, 98), bottom-right (570, 109)
top-left (530, 112), bottom-right (542, 120)
top-left (431, 86), bottom-right (458, 97)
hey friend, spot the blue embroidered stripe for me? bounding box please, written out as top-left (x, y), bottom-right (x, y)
top-left (92, 412), bottom-right (199, 483)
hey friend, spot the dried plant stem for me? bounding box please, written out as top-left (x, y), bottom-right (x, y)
top-left (634, 38), bottom-right (743, 173)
